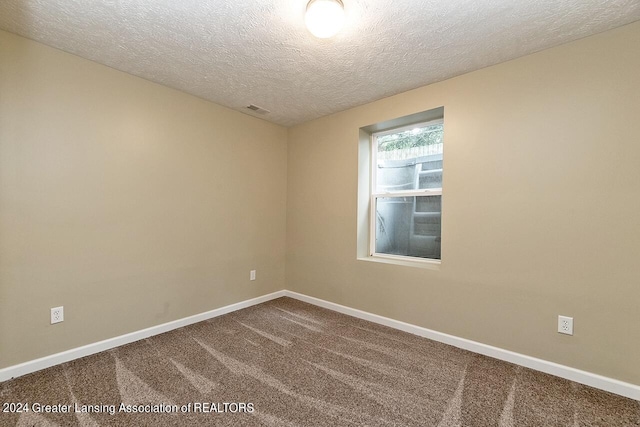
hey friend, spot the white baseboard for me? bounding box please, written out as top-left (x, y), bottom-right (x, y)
top-left (283, 290), bottom-right (640, 401)
top-left (2, 289), bottom-right (638, 401)
top-left (0, 290), bottom-right (285, 383)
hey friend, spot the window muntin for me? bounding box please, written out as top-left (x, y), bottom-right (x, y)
top-left (371, 120), bottom-right (443, 261)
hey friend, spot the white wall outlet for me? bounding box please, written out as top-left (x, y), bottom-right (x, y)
top-left (51, 306), bottom-right (64, 324)
top-left (250, 270), bottom-right (256, 281)
top-left (558, 315), bottom-right (573, 335)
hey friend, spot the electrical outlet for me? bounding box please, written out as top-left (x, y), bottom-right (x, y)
top-left (558, 315), bottom-right (573, 335)
top-left (51, 306), bottom-right (64, 324)
top-left (250, 270), bottom-right (256, 281)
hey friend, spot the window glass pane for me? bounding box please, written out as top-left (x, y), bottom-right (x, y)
top-left (376, 123), bottom-right (443, 193)
top-left (375, 195), bottom-right (441, 260)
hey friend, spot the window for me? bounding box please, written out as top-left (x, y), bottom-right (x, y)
top-left (370, 119), bottom-right (443, 261)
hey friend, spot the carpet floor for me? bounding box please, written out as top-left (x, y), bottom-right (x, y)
top-left (1, 297), bottom-right (638, 426)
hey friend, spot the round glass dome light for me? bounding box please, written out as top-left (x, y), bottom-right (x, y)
top-left (305, 0), bottom-right (345, 39)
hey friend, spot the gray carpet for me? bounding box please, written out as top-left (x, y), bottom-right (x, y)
top-left (1, 297), bottom-right (638, 426)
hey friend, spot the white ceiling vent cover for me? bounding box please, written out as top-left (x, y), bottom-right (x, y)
top-left (246, 104), bottom-right (270, 115)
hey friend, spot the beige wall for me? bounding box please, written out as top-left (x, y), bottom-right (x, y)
top-left (287, 22), bottom-right (640, 384)
top-left (0, 30), bottom-right (288, 368)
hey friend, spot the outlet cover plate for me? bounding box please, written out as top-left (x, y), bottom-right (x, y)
top-left (51, 306), bottom-right (64, 324)
top-left (250, 270), bottom-right (256, 281)
top-left (558, 315), bottom-right (573, 335)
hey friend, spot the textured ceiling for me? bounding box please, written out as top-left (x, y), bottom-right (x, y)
top-left (1, 1), bottom-right (639, 127)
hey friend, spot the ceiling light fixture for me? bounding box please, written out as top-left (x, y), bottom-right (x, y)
top-left (305, 0), bottom-right (345, 39)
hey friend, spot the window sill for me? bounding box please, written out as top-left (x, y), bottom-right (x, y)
top-left (357, 254), bottom-right (441, 270)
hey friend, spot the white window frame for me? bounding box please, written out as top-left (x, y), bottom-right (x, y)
top-left (370, 119), bottom-right (443, 262)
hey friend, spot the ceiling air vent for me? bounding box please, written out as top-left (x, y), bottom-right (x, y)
top-left (246, 104), bottom-right (270, 115)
